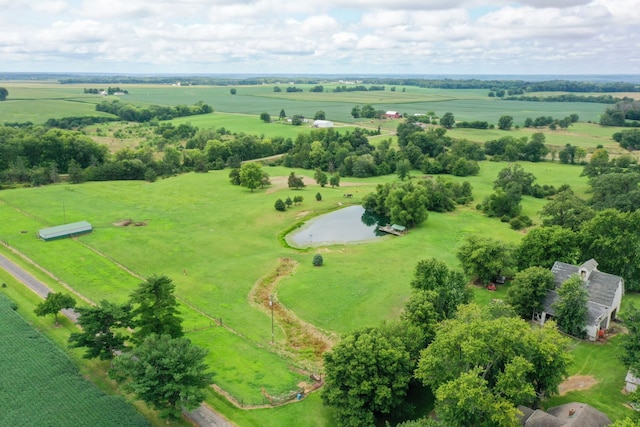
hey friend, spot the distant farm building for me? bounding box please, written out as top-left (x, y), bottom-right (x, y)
top-left (38, 221), bottom-right (92, 241)
top-left (313, 120), bottom-right (334, 128)
top-left (385, 111), bottom-right (401, 119)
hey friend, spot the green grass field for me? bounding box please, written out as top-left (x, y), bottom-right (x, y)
top-left (0, 79), bottom-right (635, 425)
top-left (0, 293), bottom-right (150, 427)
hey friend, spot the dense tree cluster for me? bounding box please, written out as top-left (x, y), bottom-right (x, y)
top-left (416, 305), bottom-right (571, 426)
top-left (600, 101), bottom-right (640, 127)
top-left (363, 177), bottom-right (472, 227)
top-left (96, 100), bottom-right (212, 122)
top-left (484, 133), bottom-right (548, 162)
top-left (83, 87), bottom-right (129, 95)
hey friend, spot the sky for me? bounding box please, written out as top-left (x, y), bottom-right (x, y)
top-left (1, 0), bottom-right (639, 75)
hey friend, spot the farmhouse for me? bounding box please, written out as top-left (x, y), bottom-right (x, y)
top-left (313, 120), bottom-right (334, 128)
top-left (385, 111), bottom-right (401, 119)
top-left (38, 221), bottom-right (92, 241)
top-left (535, 259), bottom-right (623, 341)
top-left (518, 402), bottom-right (611, 426)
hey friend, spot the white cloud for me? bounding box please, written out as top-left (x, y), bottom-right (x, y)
top-left (0, 0), bottom-right (638, 74)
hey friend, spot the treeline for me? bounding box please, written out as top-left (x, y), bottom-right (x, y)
top-left (504, 94), bottom-right (630, 104)
top-left (84, 87), bottom-right (129, 95)
top-left (333, 85), bottom-right (385, 92)
top-left (0, 122), bottom-right (294, 187)
top-left (95, 100), bottom-right (213, 122)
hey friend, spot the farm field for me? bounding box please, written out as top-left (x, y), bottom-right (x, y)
top-left (0, 292), bottom-right (150, 427)
top-left (0, 80), bottom-right (615, 127)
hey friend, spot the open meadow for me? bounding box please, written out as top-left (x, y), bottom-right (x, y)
top-left (0, 159), bottom-right (613, 425)
top-left (1, 78), bottom-right (638, 425)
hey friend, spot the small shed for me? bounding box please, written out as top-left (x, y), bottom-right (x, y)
top-left (38, 221), bottom-right (92, 241)
top-left (313, 120), bottom-right (334, 128)
top-left (625, 370), bottom-right (640, 393)
top-left (385, 111), bottom-right (401, 119)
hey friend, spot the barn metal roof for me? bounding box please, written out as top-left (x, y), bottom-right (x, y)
top-left (38, 221), bottom-right (92, 241)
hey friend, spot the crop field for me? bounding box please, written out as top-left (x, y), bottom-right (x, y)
top-left (0, 293), bottom-right (149, 427)
top-left (0, 80), bottom-right (615, 128)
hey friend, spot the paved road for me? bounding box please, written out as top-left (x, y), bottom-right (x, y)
top-left (0, 253), bottom-right (79, 322)
top-left (0, 252), bottom-right (234, 427)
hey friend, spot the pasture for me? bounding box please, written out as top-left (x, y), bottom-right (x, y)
top-left (0, 292), bottom-right (150, 427)
top-left (0, 160), bottom-right (593, 425)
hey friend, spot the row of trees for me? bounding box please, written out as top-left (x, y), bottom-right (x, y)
top-left (34, 276), bottom-right (211, 420)
top-left (96, 100), bottom-right (213, 122)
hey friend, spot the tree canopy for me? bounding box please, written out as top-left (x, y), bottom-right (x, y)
top-left (34, 292), bottom-right (76, 325)
top-left (239, 162), bottom-right (265, 191)
top-left (552, 275), bottom-right (588, 338)
top-left (416, 305), bottom-right (571, 424)
top-left (110, 334), bottom-right (212, 420)
top-left (0, 87), bottom-right (8, 101)
top-left (68, 300), bottom-right (133, 360)
top-left (129, 275), bottom-right (183, 342)
top-left (506, 267), bottom-right (555, 319)
top-left (322, 325), bottom-right (416, 427)
top-left (456, 235), bottom-right (514, 284)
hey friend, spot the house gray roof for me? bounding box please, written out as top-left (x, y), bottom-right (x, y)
top-left (38, 221), bottom-right (92, 241)
top-left (551, 260), bottom-right (622, 308)
top-left (546, 402), bottom-right (611, 426)
top-left (519, 403), bottom-right (611, 427)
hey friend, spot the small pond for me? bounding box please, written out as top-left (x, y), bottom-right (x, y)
top-left (286, 205), bottom-right (389, 247)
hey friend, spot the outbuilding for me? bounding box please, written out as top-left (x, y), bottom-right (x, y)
top-left (38, 221), bottom-right (93, 241)
top-left (313, 120), bottom-right (334, 128)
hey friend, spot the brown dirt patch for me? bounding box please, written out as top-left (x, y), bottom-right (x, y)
top-left (113, 219), bottom-right (147, 226)
top-left (296, 210), bottom-right (311, 219)
top-left (558, 375), bottom-right (598, 396)
top-left (265, 176), bottom-right (361, 194)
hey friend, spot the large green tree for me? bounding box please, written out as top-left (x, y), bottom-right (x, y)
top-left (497, 115), bottom-right (513, 130)
top-left (410, 257), bottom-right (471, 319)
top-left (0, 87), bottom-right (8, 101)
top-left (322, 326), bottom-right (414, 427)
top-left (620, 306), bottom-right (640, 376)
top-left (506, 267), bottom-right (555, 319)
top-left (239, 162), bottom-right (264, 191)
top-left (552, 275), bottom-right (588, 338)
top-left (416, 304), bottom-right (571, 418)
top-left (539, 187), bottom-right (593, 231)
top-left (34, 292), bottom-right (76, 326)
top-left (68, 300), bottom-right (133, 360)
top-left (110, 334), bottom-right (212, 420)
top-left (515, 226), bottom-right (581, 270)
top-left (589, 172), bottom-right (640, 212)
top-left (456, 235), bottom-right (514, 284)
top-left (130, 275), bottom-right (183, 342)
top-left (579, 209), bottom-right (640, 291)
top-left (439, 112), bottom-right (455, 129)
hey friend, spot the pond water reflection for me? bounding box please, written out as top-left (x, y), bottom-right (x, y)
top-left (286, 205), bottom-right (389, 247)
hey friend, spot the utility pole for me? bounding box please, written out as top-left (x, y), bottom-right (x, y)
top-left (269, 296), bottom-right (274, 344)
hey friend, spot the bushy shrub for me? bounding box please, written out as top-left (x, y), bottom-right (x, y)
top-left (313, 254), bottom-right (323, 266)
top-left (275, 199), bottom-right (286, 211)
top-left (510, 215), bottom-right (533, 230)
